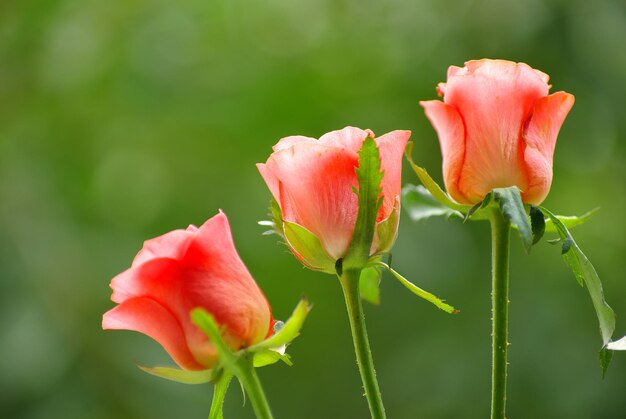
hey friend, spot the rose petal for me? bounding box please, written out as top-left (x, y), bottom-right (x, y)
top-left (272, 135), bottom-right (317, 152)
top-left (111, 258), bottom-right (181, 304)
top-left (522, 92), bottom-right (575, 204)
top-left (103, 297), bottom-right (205, 370)
top-left (257, 163), bottom-right (280, 204)
top-left (132, 228), bottom-right (196, 267)
top-left (375, 130), bottom-right (411, 218)
top-left (182, 212), bottom-right (273, 346)
top-left (420, 100), bottom-right (469, 204)
top-left (318, 126), bottom-right (375, 153)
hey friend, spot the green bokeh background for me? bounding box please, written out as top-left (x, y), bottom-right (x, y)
top-left (1, 0), bottom-right (625, 418)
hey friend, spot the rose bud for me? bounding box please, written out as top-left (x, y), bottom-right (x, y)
top-left (102, 211), bottom-right (273, 371)
top-left (421, 59), bottom-right (574, 205)
top-left (257, 126), bottom-right (410, 273)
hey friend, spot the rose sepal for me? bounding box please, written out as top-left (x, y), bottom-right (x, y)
top-left (188, 298), bottom-right (310, 418)
top-left (136, 365), bottom-right (215, 385)
top-left (191, 297), bottom-right (311, 371)
top-left (260, 199), bottom-right (336, 274)
top-left (404, 143), bottom-right (599, 231)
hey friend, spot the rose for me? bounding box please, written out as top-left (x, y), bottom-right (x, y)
top-left (102, 211), bottom-right (274, 371)
top-left (421, 59), bottom-right (575, 205)
top-left (257, 126), bottom-right (410, 272)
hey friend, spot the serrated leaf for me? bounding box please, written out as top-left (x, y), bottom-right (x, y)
top-left (404, 142), bottom-right (469, 212)
top-left (599, 347), bottom-right (613, 378)
top-left (137, 365), bottom-right (213, 384)
top-left (344, 137), bottom-right (384, 270)
top-left (373, 262), bottom-right (459, 314)
top-left (530, 205), bottom-right (546, 245)
top-left (540, 206), bottom-right (616, 347)
top-left (359, 266), bottom-right (382, 305)
top-left (249, 298), bottom-right (311, 352)
top-left (607, 335), bottom-right (626, 350)
top-left (283, 221), bottom-right (335, 274)
top-left (253, 350), bottom-right (293, 368)
top-left (493, 187), bottom-right (532, 253)
top-left (544, 208), bottom-right (599, 233)
top-left (402, 184), bottom-right (462, 222)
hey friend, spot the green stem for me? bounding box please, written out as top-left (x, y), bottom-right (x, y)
top-left (208, 371), bottom-right (233, 419)
top-left (490, 210), bottom-right (511, 419)
top-left (339, 268), bottom-right (386, 419)
top-left (234, 356), bottom-right (274, 419)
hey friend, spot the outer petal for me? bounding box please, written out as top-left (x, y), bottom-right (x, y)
top-left (272, 135), bottom-right (317, 152)
top-left (132, 227), bottom-right (197, 267)
top-left (522, 92), bottom-right (575, 204)
top-left (318, 126), bottom-right (375, 153)
top-left (420, 100), bottom-right (469, 204)
top-left (103, 297), bottom-right (204, 370)
top-left (444, 60), bottom-right (549, 202)
top-left (110, 257), bottom-right (181, 304)
top-left (264, 143), bottom-right (359, 259)
top-left (182, 212), bottom-right (273, 348)
top-left (375, 130), bottom-right (411, 218)
top-left (257, 163), bottom-right (280, 205)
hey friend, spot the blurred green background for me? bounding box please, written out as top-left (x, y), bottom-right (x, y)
top-left (1, 0), bottom-right (625, 418)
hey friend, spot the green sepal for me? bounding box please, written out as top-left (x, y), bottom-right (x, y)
top-left (404, 142), bottom-right (469, 212)
top-left (249, 298), bottom-right (312, 352)
top-left (607, 335), bottom-right (626, 351)
top-left (599, 347), bottom-right (613, 379)
top-left (137, 365), bottom-right (213, 385)
top-left (344, 137), bottom-right (384, 270)
top-left (283, 221), bottom-right (335, 274)
top-left (371, 261), bottom-right (459, 314)
top-left (359, 265), bottom-right (382, 305)
top-left (253, 350), bottom-right (293, 368)
top-left (402, 184), bottom-right (462, 222)
top-left (530, 205), bottom-right (546, 245)
top-left (376, 198), bottom-right (401, 254)
top-left (493, 187), bottom-right (533, 253)
top-left (544, 208), bottom-right (599, 233)
top-left (258, 198), bottom-right (286, 237)
top-left (540, 206), bottom-right (615, 348)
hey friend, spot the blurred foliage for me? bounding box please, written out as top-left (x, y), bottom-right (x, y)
top-left (1, 0), bottom-right (625, 418)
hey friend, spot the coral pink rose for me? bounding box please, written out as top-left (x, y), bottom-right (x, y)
top-left (421, 59), bottom-right (575, 205)
top-left (257, 127), bottom-right (410, 271)
top-left (102, 212), bottom-right (273, 371)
